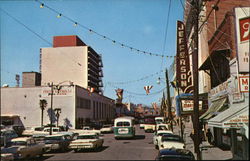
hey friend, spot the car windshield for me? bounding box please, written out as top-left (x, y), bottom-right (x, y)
top-left (77, 135), bottom-right (96, 139)
top-left (45, 136), bottom-right (62, 141)
top-left (158, 133), bottom-right (171, 136)
top-left (162, 136), bottom-right (182, 142)
top-left (116, 122), bottom-right (130, 127)
top-left (11, 141), bottom-right (27, 146)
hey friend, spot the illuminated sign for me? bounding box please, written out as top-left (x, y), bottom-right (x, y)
top-left (176, 20), bottom-right (193, 93)
top-left (181, 100), bottom-right (202, 112)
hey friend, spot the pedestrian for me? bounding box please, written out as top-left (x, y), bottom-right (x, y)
top-left (206, 128), bottom-right (213, 144)
top-left (190, 130), bottom-right (195, 142)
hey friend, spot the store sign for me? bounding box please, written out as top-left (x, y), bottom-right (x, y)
top-left (42, 88), bottom-right (73, 97)
top-left (235, 7), bottom-right (250, 73)
top-left (209, 81), bottom-right (228, 97)
top-left (223, 113), bottom-right (249, 128)
top-left (239, 76), bottom-right (249, 93)
top-left (176, 20), bottom-right (193, 93)
top-left (181, 100), bottom-right (202, 112)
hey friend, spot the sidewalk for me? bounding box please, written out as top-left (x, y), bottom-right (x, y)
top-left (173, 121), bottom-right (233, 160)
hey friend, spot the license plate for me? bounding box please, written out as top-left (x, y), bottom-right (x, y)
top-left (118, 128), bottom-right (128, 134)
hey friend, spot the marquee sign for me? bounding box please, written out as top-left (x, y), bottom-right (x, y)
top-left (176, 20), bottom-right (193, 93)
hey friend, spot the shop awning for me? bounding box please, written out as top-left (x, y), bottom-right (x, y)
top-left (208, 103), bottom-right (249, 129)
top-left (199, 49), bottom-right (230, 71)
top-left (199, 97), bottom-right (228, 121)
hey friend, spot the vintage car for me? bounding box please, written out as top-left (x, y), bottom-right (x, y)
top-left (1, 129), bottom-right (18, 147)
top-left (1, 153), bottom-right (14, 161)
top-left (153, 130), bottom-right (173, 149)
top-left (82, 126), bottom-right (101, 135)
top-left (1, 137), bottom-right (45, 160)
top-left (156, 124), bottom-right (171, 131)
top-left (22, 127), bottom-right (44, 136)
top-left (69, 133), bottom-right (104, 152)
top-left (139, 123), bottom-right (145, 129)
top-left (158, 134), bottom-right (185, 150)
top-left (100, 124), bottom-right (113, 133)
top-left (44, 134), bottom-right (71, 152)
top-left (155, 148), bottom-right (195, 160)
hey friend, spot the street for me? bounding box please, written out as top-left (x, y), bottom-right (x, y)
top-left (39, 125), bottom-right (158, 160)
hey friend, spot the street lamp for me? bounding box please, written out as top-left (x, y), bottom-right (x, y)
top-left (47, 81), bottom-right (74, 135)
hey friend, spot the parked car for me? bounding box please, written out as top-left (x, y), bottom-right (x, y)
top-left (0, 129), bottom-right (18, 147)
top-left (100, 124), bottom-right (113, 133)
top-left (1, 137), bottom-right (45, 160)
top-left (155, 148), bottom-right (195, 160)
top-left (82, 126), bottom-right (101, 135)
top-left (69, 133), bottom-right (104, 152)
top-left (44, 134), bottom-right (71, 152)
top-left (153, 130), bottom-right (173, 149)
top-left (1, 153), bottom-right (14, 161)
top-left (139, 124), bottom-right (145, 129)
top-left (22, 126), bottom-right (44, 136)
top-left (158, 134), bottom-right (185, 150)
top-left (156, 124), bottom-right (171, 131)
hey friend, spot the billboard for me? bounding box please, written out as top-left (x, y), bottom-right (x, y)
top-left (235, 7), bottom-right (250, 73)
top-left (176, 20), bottom-right (193, 93)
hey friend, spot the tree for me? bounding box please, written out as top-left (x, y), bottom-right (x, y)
top-left (39, 99), bottom-right (48, 127)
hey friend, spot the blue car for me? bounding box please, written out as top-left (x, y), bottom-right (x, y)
top-left (155, 148), bottom-right (195, 160)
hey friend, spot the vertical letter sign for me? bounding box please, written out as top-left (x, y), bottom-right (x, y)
top-left (176, 20), bottom-right (193, 93)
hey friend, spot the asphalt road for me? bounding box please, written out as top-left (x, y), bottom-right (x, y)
top-left (39, 125), bottom-right (158, 160)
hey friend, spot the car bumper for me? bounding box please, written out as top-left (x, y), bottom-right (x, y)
top-left (69, 144), bottom-right (94, 149)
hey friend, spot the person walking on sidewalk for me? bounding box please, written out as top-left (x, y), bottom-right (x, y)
top-left (206, 128), bottom-right (213, 144)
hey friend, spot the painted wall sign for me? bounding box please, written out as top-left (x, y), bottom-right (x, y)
top-left (42, 88), bottom-right (73, 97)
top-left (176, 20), bottom-right (193, 93)
top-left (235, 7), bottom-right (250, 73)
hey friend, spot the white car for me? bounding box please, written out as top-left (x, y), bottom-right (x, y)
top-left (3, 137), bottom-right (45, 160)
top-left (44, 134), bottom-right (71, 152)
top-left (153, 130), bottom-right (173, 149)
top-left (158, 134), bottom-right (185, 150)
top-left (81, 127), bottom-right (101, 135)
top-left (156, 124), bottom-right (171, 131)
top-left (139, 124), bottom-right (145, 129)
top-left (100, 125), bottom-right (113, 133)
top-left (1, 153), bottom-right (14, 161)
top-left (69, 133), bottom-right (104, 152)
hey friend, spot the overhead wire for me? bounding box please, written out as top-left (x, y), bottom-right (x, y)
top-left (35, 0), bottom-right (175, 58)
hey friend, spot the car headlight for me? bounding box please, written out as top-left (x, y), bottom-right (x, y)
top-left (161, 145), bottom-right (164, 148)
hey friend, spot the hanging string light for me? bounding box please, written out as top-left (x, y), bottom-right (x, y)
top-left (57, 13), bottom-right (62, 18)
top-left (40, 3), bottom-right (44, 8)
top-left (35, 0), bottom-right (175, 58)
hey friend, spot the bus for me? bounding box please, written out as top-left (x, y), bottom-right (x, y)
top-left (144, 116), bottom-right (156, 133)
top-left (155, 117), bottom-right (166, 124)
top-left (114, 116), bottom-right (135, 139)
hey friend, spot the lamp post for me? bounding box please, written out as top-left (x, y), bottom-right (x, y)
top-left (47, 81), bottom-right (74, 135)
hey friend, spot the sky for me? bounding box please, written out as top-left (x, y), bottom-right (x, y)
top-left (0, 0), bottom-right (184, 106)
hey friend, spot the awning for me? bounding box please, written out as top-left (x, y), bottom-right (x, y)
top-left (208, 103), bottom-right (249, 129)
top-left (199, 97), bottom-right (228, 121)
top-left (199, 49), bottom-right (230, 71)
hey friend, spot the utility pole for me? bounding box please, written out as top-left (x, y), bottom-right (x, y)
top-left (49, 82), bottom-right (54, 135)
top-left (192, 0), bottom-right (201, 160)
top-left (165, 68), bottom-right (173, 132)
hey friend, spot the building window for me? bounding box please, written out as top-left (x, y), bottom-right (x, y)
top-left (76, 97), bottom-right (91, 109)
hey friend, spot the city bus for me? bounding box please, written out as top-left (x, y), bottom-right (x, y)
top-left (114, 116), bottom-right (135, 139)
top-left (144, 116), bottom-right (156, 133)
top-left (155, 117), bottom-right (166, 124)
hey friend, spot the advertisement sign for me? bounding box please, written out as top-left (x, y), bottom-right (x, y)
top-left (235, 7), bottom-right (250, 73)
top-left (176, 20), bottom-right (193, 93)
top-left (41, 87), bottom-right (73, 97)
top-left (181, 100), bottom-right (202, 112)
top-left (239, 76), bottom-right (249, 93)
